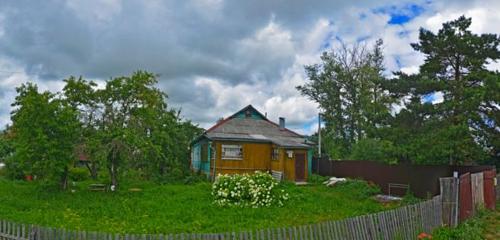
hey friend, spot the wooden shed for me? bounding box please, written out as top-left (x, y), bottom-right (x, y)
top-left (191, 105), bottom-right (314, 182)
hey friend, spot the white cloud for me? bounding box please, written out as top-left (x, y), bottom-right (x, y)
top-left (65, 0), bottom-right (122, 24)
top-left (0, 0), bottom-right (499, 135)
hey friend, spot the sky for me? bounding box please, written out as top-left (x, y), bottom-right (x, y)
top-left (0, 0), bottom-right (499, 134)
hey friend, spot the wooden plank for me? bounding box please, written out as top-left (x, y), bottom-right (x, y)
top-left (326, 221), bottom-right (334, 240)
top-left (401, 206), bottom-right (409, 239)
top-left (383, 211), bottom-right (392, 240)
top-left (471, 172), bottom-right (485, 214)
top-left (360, 216), bottom-right (369, 240)
top-left (340, 219), bottom-right (348, 240)
top-left (354, 217), bottom-right (364, 240)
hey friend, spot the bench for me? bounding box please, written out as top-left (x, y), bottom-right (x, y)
top-left (88, 183), bottom-right (106, 192)
top-left (271, 170), bottom-right (283, 182)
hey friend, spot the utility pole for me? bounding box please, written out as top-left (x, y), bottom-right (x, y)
top-left (317, 113), bottom-right (322, 174)
top-left (318, 113), bottom-right (321, 158)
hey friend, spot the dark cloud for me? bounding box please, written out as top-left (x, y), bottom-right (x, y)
top-left (0, 0), bottom-right (446, 131)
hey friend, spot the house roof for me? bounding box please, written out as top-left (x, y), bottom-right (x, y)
top-left (195, 105), bottom-right (312, 148)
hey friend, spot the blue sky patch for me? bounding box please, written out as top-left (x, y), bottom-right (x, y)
top-left (422, 92), bottom-right (436, 103)
top-left (375, 3), bottom-right (426, 25)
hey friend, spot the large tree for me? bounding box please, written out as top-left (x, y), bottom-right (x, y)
top-left (60, 71), bottom-right (203, 188)
top-left (297, 40), bottom-right (392, 158)
top-left (62, 76), bottom-right (102, 179)
top-left (389, 16), bottom-right (500, 165)
top-left (9, 83), bottom-right (80, 189)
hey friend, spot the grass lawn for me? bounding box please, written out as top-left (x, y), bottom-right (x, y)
top-left (483, 202), bottom-right (500, 240)
top-left (432, 201), bottom-right (500, 240)
top-left (0, 177), bottom-right (395, 234)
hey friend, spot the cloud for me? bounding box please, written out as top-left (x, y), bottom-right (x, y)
top-left (0, 0), bottom-right (498, 135)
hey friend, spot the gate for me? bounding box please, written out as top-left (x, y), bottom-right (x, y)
top-left (459, 173), bottom-right (473, 222)
top-left (483, 169), bottom-right (497, 210)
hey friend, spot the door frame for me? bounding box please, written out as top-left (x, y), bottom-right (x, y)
top-left (294, 152), bottom-right (306, 181)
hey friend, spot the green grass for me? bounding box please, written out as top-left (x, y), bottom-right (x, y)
top-left (0, 177), bottom-right (393, 234)
top-left (432, 202), bottom-right (500, 240)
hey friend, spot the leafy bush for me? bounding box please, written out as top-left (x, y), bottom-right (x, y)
top-left (212, 171), bottom-right (289, 207)
top-left (335, 179), bottom-right (381, 199)
top-left (0, 164), bottom-right (6, 177)
top-left (401, 190), bottom-right (420, 205)
top-left (68, 167), bottom-right (89, 181)
top-left (349, 138), bottom-right (398, 164)
top-left (432, 215), bottom-right (485, 240)
top-left (307, 174), bottom-right (329, 184)
top-left (183, 172), bottom-right (208, 185)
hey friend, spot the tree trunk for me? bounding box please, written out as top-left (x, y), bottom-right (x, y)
top-left (107, 148), bottom-right (119, 190)
top-left (109, 160), bottom-right (118, 188)
top-left (86, 162), bottom-right (98, 180)
top-left (60, 166), bottom-right (69, 190)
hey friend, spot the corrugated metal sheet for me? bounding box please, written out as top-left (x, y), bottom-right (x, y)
top-left (483, 169), bottom-right (496, 210)
top-left (459, 173), bottom-right (473, 222)
top-left (205, 118), bottom-right (310, 148)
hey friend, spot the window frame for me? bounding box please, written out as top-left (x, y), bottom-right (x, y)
top-left (221, 144), bottom-right (243, 160)
top-left (271, 148), bottom-right (280, 161)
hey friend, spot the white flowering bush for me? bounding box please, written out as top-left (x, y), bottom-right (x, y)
top-left (212, 171), bottom-right (289, 207)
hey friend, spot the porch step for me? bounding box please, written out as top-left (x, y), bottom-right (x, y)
top-left (271, 170), bottom-right (283, 182)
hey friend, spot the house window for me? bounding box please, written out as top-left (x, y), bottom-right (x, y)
top-left (222, 144), bottom-right (243, 160)
top-left (272, 148), bottom-right (279, 161)
top-left (210, 145), bottom-right (216, 160)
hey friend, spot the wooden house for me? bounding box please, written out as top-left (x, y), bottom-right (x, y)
top-left (190, 105), bottom-right (314, 182)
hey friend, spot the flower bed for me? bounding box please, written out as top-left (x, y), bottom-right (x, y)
top-left (212, 171), bottom-right (289, 207)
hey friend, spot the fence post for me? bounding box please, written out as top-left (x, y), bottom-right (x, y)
top-left (440, 177), bottom-right (459, 227)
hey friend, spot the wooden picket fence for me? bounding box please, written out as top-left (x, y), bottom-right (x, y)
top-left (0, 195), bottom-right (442, 240)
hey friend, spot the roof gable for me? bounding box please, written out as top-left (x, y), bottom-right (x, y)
top-left (198, 105), bottom-right (311, 148)
top-left (231, 105), bottom-right (266, 120)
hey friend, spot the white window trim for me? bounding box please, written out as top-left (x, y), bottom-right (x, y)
top-left (221, 144), bottom-right (243, 160)
top-left (272, 148), bottom-right (279, 161)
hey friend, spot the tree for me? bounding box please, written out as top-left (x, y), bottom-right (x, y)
top-left (297, 40), bottom-right (392, 158)
top-left (389, 16), bottom-right (500, 164)
top-left (9, 83), bottom-right (80, 189)
top-left (0, 127), bottom-right (13, 163)
top-left (62, 76), bottom-right (101, 179)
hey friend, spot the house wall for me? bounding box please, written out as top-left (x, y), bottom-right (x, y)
top-left (210, 141), bottom-right (310, 181)
top-left (270, 145), bottom-right (284, 173)
top-left (282, 149), bottom-right (309, 181)
top-left (191, 139), bottom-right (211, 175)
top-left (196, 139), bottom-right (311, 181)
top-left (191, 143), bottom-right (202, 171)
top-left (211, 141), bottom-right (271, 176)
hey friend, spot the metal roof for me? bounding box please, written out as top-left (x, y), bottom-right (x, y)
top-left (204, 114), bottom-right (312, 148)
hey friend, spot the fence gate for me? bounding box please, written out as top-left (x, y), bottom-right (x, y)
top-left (459, 173), bottom-right (473, 223)
top-left (483, 169), bottom-right (497, 210)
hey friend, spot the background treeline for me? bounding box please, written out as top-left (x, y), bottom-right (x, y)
top-left (298, 16), bottom-right (499, 166)
top-left (0, 71), bottom-right (203, 189)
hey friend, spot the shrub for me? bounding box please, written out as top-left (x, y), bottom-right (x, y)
top-left (432, 215), bottom-right (485, 240)
top-left (212, 171), bottom-right (289, 207)
top-left (307, 174), bottom-right (329, 184)
top-left (335, 179), bottom-right (380, 199)
top-left (183, 172), bottom-right (208, 185)
top-left (401, 190), bottom-right (420, 205)
top-left (68, 167), bottom-right (89, 181)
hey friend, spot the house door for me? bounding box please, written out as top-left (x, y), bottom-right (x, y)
top-left (295, 152), bottom-right (306, 181)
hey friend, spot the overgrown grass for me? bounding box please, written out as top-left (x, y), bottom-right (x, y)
top-left (0, 176), bottom-right (392, 234)
top-left (432, 203), bottom-right (499, 240)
